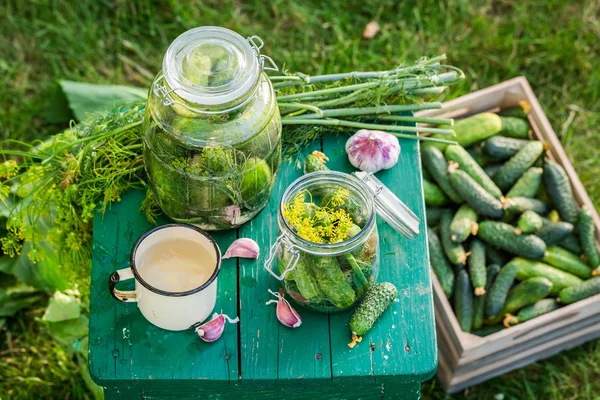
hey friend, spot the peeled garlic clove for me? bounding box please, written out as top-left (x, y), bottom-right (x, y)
top-left (345, 129), bottom-right (400, 173)
top-left (195, 313), bottom-right (239, 342)
top-left (266, 289), bottom-right (302, 328)
top-left (223, 238), bottom-right (260, 259)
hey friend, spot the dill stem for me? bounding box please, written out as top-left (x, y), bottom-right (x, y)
top-left (282, 118), bottom-right (456, 136)
top-left (378, 115), bottom-right (454, 126)
top-left (285, 103), bottom-right (442, 120)
top-left (277, 103), bottom-right (323, 116)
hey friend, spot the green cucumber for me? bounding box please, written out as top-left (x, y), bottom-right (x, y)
top-left (448, 169), bottom-right (505, 219)
top-left (472, 264), bottom-right (501, 329)
top-left (492, 141), bottom-right (544, 192)
top-left (577, 206), bottom-right (600, 270)
top-left (423, 178), bottom-right (448, 207)
top-left (450, 204), bottom-right (479, 243)
top-left (542, 246), bottom-right (593, 279)
top-left (517, 211), bottom-right (543, 234)
top-left (499, 102), bottom-right (531, 119)
top-left (478, 221), bottom-right (546, 260)
top-left (441, 211), bottom-right (468, 265)
top-left (445, 144), bottom-right (502, 198)
top-left (344, 253), bottom-right (369, 298)
top-left (537, 218), bottom-right (574, 246)
top-left (499, 116), bottom-right (531, 139)
top-left (291, 254), bottom-right (322, 300)
top-left (304, 151), bottom-right (329, 174)
top-left (472, 324), bottom-right (505, 337)
top-left (484, 163), bottom-right (502, 178)
top-left (506, 167), bottom-right (543, 199)
top-left (561, 234), bottom-right (582, 254)
top-left (428, 112), bottom-right (503, 150)
top-left (422, 146), bottom-right (464, 203)
top-left (349, 282), bottom-right (397, 344)
top-left (503, 277), bottom-right (553, 315)
top-left (543, 159), bottom-right (578, 224)
top-left (427, 227), bottom-right (455, 298)
top-left (505, 197), bottom-right (550, 216)
top-left (485, 262), bottom-right (519, 318)
top-left (466, 146), bottom-right (491, 167)
top-left (503, 298), bottom-right (559, 327)
top-left (486, 245), bottom-right (508, 266)
top-left (454, 269), bottom-right (473, 333)
top-left (426, 207), bottom-right (445, 227)
top-left (509, 257), bottom-right (582, 295)
top-left (558, 277), bottom-right (600, 304)
top-left (468, 239), bottom-right (487, 296)
top-left (483, 136), bottom-right (530, 160)
top-left (308, 256), bottom-right (356, 309)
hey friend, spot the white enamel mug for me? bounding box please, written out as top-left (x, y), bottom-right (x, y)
top-left (108, 224), bottom-right (221, 331)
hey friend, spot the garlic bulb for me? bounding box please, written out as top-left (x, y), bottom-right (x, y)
top-left (345, 129), bottom-right (400, 173)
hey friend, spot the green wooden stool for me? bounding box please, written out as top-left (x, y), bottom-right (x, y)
top-left (89, 134), bottom-right (437, 399)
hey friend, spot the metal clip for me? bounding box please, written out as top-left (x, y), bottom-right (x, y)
top-left (153, 74), bottom-right (175, 106)
top-left (260, 55), bottom-right (279, 72)
top-left (247, 36), bottom-right (279, 72)
top-left (263, 235), bottom-right (299, 281)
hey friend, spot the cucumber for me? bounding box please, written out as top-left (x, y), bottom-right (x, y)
top-left (492, 141), bottom-right (544, 192)
top-left (484, 163), bottom-right (502, 178)
top-left (561, 234), bottom-right (582, 254)
top-left (498, 101), bottom-right (531, 119)
top-left (505, 197), bottom-right (550, 216)
top-left (454, 269), bottom-right (473, 332)
top-left (427, 227), bottom-right (455, 298)
top-left (503, 277), bottom-right (553, 315)
top-left (428, 112), bottom-right (503, 150)
top-left (472, 324), bottom-right (505, 337)
top-left (422, 146), bottom-right (464, 203)
top-left (440, 211), bottom-right (468, 265)
top-left (482, 136), bottom-right (530, 160)
top-left (426, 207), bottom-right (444, 227)
top-left (349, 282), bottom-right (397, 345)
top-left (472, 264), bottom-right (501, 329)
top-left (558, 276), bottom-right (600, 304)
top-left (503, 298), bottom-right (559, 327)
top-left (291, 255), bottom-right (323, 300)
top-left (478, 221), bottom-right (546, 260)
top-left (304, 151), bottom-right (329, 174)
top-left (445, 144), bottom-right (502, 198)
top-left (468, 239), bottom-right (487, 296)
top-left (449, 204), bottom-right (479, 243)
top-left (486, 245), bottom-right (508, 266)
top-left (537, 218), bottom-right (574, 246)
top-left (506, 167), bottom-right (543, 199)
top-left (509, 257), bottom-right (582, 295)
top-left (308, 256), bottom-right (356, 309)
top-left (543, 159), bottom-right (578, 224)
top-left (466, 146), bottom-right (491, 167)
top-left (485, 262), bottom-right (519, 318)
top-left (423, 179), bottom-right (448, 207)
top-left (499, 117), bottom-right (531, 139)
top-left (542, 246), bottom-right (593, 279)
top-left (448, 169), bottom-right (505, 219)
top-left (577, 206), bottom-right (600, 270)
top-left (517, 211), bottom-right (543, 234)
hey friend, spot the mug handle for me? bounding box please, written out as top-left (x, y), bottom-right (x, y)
top-left (109, 268), bottom-right (137, 302)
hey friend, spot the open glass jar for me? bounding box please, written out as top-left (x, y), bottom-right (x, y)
top-left (264, 171), bottom-right (420, 313)
top-left (143, 27), bottom-right (281, 230)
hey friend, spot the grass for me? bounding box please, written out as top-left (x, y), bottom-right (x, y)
top-left (0, 0), bottom-right (599, 398)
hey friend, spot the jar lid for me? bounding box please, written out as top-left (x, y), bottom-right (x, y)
top-left (352, 171), bottom-right (420, 238)
top-left (163, 26), bottom-right (268, 106)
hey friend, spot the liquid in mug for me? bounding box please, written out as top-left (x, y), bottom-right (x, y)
top-left (138, 238), bottom-right (216, 292)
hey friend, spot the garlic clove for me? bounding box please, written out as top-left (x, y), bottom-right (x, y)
top-left (223, 238), bottom-right (260, 259)
top-left (266, 289), bottom-right (302, 328)
top-left (195, 312), bottom-right (239, 342)
top-left (345, 129), bottom-right (401, 173)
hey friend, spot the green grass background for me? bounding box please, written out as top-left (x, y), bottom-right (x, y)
top-left (1, 0), bottom-right (599, 398)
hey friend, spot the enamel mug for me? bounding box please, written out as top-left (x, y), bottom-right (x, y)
top-left (108, 224), bottom-right (221, 331)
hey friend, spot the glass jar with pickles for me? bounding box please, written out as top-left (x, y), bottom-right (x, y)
top-left (143, 27), bottom-right (281, 230)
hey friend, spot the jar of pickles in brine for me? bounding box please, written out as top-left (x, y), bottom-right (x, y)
top-left (143, 27), bottom-right (281, 230)
top-left (264, 170), bottom-right (420, 313)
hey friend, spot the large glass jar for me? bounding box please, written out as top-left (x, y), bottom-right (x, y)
top-left (143, 27), bottom-right (281, 230)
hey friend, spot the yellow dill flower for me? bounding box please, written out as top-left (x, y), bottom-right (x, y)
top-left (1, 232), bottom-right (22, 258)
top-left (0, 184), bottom-right (10, 200)
top-left (0, 160), bottom-right (19, 179)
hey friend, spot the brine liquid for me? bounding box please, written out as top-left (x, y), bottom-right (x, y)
top-left (137, 238), bottom-right (216, 292)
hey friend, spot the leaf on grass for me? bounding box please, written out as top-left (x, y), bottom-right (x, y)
top-left (13, 241), bottom-right (67, 292)
top-left (42, 291), bottom-right (81, 322)
top-left (0, 286), bottom-right (43, 317)
top-left (46, 314), bottom-right (89, 347)
top-left (59, 80), bottom-right (148, 121)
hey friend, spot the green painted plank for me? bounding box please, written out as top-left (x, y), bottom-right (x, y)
top-left (89, 190), bottom-right (239, 384)
top-left (322, 126), bottom-right (437, 382)
top-left (238, 142), bottom-right (332, 381)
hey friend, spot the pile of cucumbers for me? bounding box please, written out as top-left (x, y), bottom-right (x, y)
top-left (424, 107), bottom-right (600, 336)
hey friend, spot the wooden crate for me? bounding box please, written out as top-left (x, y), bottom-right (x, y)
top-left (415, 77), bottom-right (600, 394)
